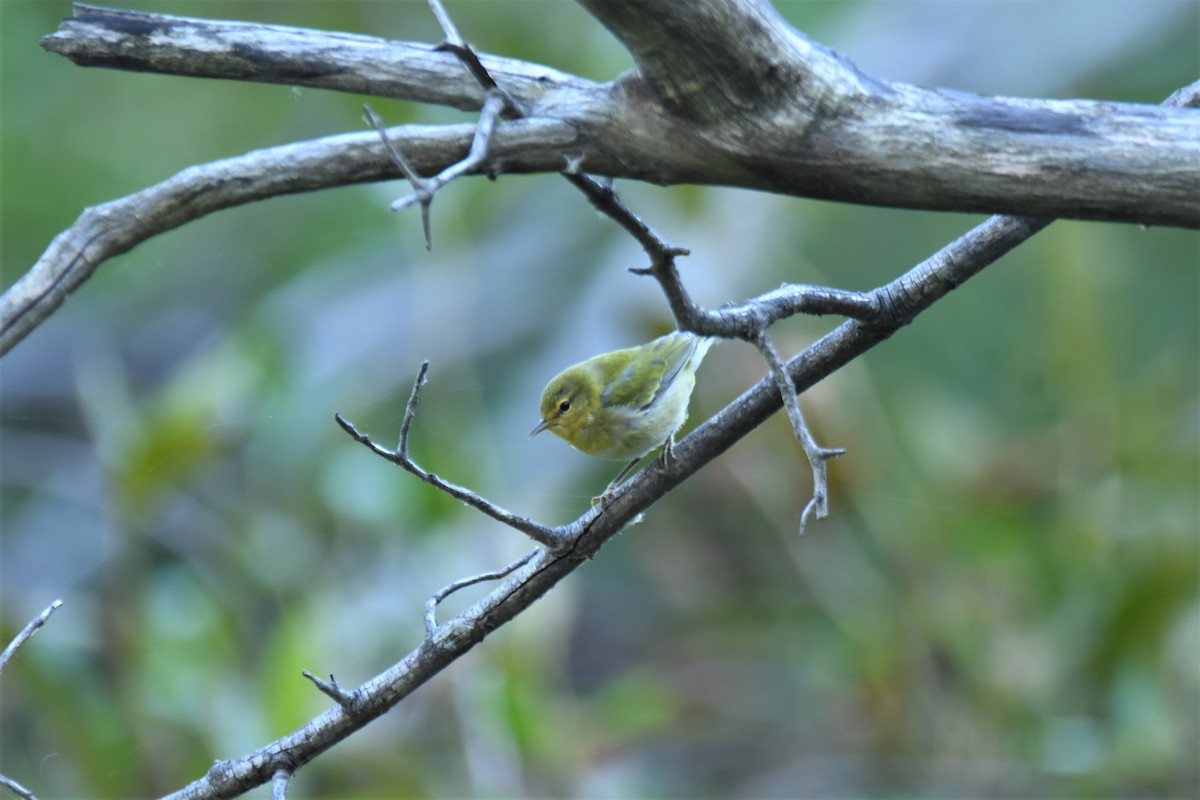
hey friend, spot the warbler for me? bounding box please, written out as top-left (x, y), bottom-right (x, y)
top-left (530, 331), bottom-right (713, 504)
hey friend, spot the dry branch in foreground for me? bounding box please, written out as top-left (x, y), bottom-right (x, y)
top-left (3, 2), bottom-right (1197, 798)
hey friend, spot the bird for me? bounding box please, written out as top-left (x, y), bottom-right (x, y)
top-left (530, 330), bottom-right (713, 506)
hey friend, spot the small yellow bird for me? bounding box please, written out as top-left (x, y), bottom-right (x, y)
top-left (530, 331), bottom-right (713, 504)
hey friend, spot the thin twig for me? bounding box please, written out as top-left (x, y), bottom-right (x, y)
top-left (424, 549), bottom-right (539, 637)
top-left (428, 0), bottom-right (525, 115)
top-left (718, 284), bottom-right (880, 324)
top-left (427, 0), bottom-right (465, 46)
top-left (301, 671), bottom-right (359, 709)
top-left (563, 167), bottom-right (882, 328)
top-left (0, 599), bottom-right (63, 675)
top-left (363, 103), bottom-right (435, 249)
top-left (750, 329), bottom-right (846, 532)
top-left (270, 769), bottom-right (291, 800)
top-left (369, 82), bottom-right (507, 249)
top-left (335, 364), bottom-right (562, 551)
top-left (396, 359), bottom-right (430, 454)
top-left (369, 0), bottom-right (526, 248)
top-left (0, 774), bottom-right (37, 800)
top-left (388, 89), bottom-right (508, 215)
top-left (561, 170), bottom-right (691, 269)
top-left (0, 600), bottom-right (62, 800)
top-left (362, 106), bottom-right (424, 188)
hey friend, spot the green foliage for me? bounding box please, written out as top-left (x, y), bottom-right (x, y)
top-left (1, 1), bottom-right (1196, 798)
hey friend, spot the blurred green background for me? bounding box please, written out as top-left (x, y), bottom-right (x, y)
top-left (2, 1), bottom-right (1197, 797)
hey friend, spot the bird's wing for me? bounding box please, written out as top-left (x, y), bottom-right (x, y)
top-left (600, 333), bottom-right (697, 410)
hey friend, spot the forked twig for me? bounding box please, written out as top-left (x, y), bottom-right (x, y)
top-left (749, 329), bottom-right (846, 532)
top-left (387, 89), bottom-right (508, 216)
top-left (424, 549), bottom-right (539, 636)
top-left (362, 104), bottom-right (435, 249)
top-left (367, 0), bottom-right (524, 250)
top-left (559, 167), bottom-right (856, 530)
top-left (563, 168), bottom-right (880, 325)
top-left (335, 363), bottom-right (562, 551)
top-left (366, 86), bottom-right (509, 250)
top-left (301, 671), bottom-right (359, 709)
top-left (368, 0), bottom-right (864, 531)
top-left (333, 356), bottom-right (552, 645)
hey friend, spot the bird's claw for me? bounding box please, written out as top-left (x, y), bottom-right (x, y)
top-left (657, 435), bottom-right (677, 468)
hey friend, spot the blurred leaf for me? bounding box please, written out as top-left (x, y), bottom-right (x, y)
top-left (1, 1), bottom-right (1195, 797)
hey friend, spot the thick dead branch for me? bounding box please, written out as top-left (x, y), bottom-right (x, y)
top-left (8, 4), bottom-right (1195, 357)
top-left (577, 0), bottom-right (876, 119)
top-left (42, 3), bottom-right (587, 113)
top-left (39, 3), bottom-right (1200, 228)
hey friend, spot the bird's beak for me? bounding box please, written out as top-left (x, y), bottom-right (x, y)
top-left (529, 418), bottom-right (552, 438)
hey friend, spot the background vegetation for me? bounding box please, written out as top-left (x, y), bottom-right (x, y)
top-left (2, 1), bottom-right (1197, 797)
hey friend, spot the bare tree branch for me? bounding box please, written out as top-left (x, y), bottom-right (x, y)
top-left (333, 364), bottom-right (563, 551)
top-left (560, 168), bottom-right (853, 526)
top-left (1, 600), bottom-right (64, 800)
top-left (158, 207), bottom-right (1060, 800)
top-left (300, 672), bottom-right (359, 710)
top-left (112, 74), bottom-right (1200, 799)
top-left (424, 549), bottom-right (539, 636)
top-left (7, 2), bottom-right (1195, 357)
top-left (6, 1), bottom-right (1197, 796)
top-left (427, 0), bottom-right (467, 49)
top-left (41, 3), bottom-right (585, 113)
top-left (38, 3), bottom-right (1199, 227)
top-left (269, 770), bottom-right (290, 800)
top-left (0, 117), bottom-right (576, 357)
top-left (0, 774), bottom-right (38, 800)
top-left (0, 599), bottom-right (63, 676)
top-left (362, 2), bottom-right (528, 249)
top-left (386, 88), bottom-right (510, 211)
top-left (748, 330), bottom-right (846, 532)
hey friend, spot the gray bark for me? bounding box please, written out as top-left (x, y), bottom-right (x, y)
top-left (41, 2), bottom-right (1200, 225)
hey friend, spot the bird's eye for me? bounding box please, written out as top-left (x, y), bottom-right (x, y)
top-left (559, 400), bottom-right (571, 413)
